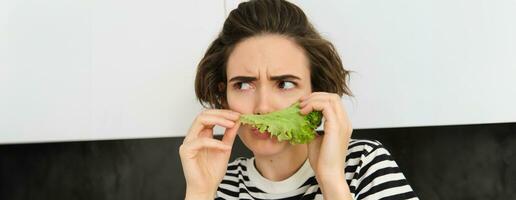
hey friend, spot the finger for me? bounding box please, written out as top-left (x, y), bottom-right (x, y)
top-left (326, 95), bottom-right (353, 136)
top-left (299, 92), bottom-right (328, 101)
top-left (300, 95), bottom-right (346, 137)
top-left (196, 110), bottom-right (240, 139)
top-left (299, 94), bottom-right (311, 101)
top-left (301, 94), bottom-right (352, 166)
top-left (300, 98), bottom-right (339, 126)
top-left (299, 99), bottom-right (325, 117)
top-left (222, 121), bottom-right (240, 146)
top-left (299, 93), bottom-right (328, 111)
top-left (300, 93), bottom-right (343, 121)
top-left (300, 99), bottom-right (345, 160)
top-left (308, 134), bottom-right (323, 149)
top-left (307, 135), bottom-right (323, 171)
top-left (202, 109), bottom-right (241, 121)
top-left (193, 110), bottom-right (241, 134)
top-left (304, 99), bottom-right (349, 149)
top-left (181, 138), bottom-right (231, 157)
top-left (198, 128), bottom-right (213, 138)
top-left (186, 115), bottom-right (237, 141)
top-left (299, 92), bottom-right (338, 107)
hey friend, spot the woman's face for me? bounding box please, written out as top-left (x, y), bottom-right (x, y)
top-left (226, 34), bottom-right (312, 156)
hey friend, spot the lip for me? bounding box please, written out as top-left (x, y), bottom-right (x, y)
top-left (251, 128), bottom-right (271, 139)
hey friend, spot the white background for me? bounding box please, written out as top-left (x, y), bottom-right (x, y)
top-left (1, 0), bottom-right (515, 144)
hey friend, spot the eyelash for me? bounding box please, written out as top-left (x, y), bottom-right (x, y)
top-left (233, 81), bottom-right (297, 91)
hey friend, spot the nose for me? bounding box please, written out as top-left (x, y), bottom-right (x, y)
top-left (254, 87), bottom-right (274, 115)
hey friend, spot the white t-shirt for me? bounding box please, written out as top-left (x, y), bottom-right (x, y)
top-left (216, 139), bottom-right (419, 200)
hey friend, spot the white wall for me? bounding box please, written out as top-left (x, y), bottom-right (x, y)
top-left (2, 0), bottom-right (225, 144)
top-left (1, 0), bottom-right (515, 144)
top-left (291, 0), bottom-right (516, 128)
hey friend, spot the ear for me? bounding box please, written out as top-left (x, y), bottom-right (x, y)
top-left (218, 82), bottom-right (229, 109)
top-left (220, 100), bottom-right (229, 109)
top-left (218, 82), bottom-right (225, 92)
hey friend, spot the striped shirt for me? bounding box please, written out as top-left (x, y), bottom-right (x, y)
top-left (216, 139), bottom-right (418, 200)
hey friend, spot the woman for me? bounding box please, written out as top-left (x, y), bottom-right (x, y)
top-left (179, 0), bottom-right (418, 199)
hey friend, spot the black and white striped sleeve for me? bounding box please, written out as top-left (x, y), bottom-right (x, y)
top-left (353, 141), bottom-right (418, 200)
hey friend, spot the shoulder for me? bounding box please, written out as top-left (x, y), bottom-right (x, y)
top-left (347, 139), bottom-right (387, 157)
top-left (345, 139), bottom-right (389, 171)
top-left (346, 139), bottom-right (419, 199)
top-left (346, 139), bottom-right (396, 170)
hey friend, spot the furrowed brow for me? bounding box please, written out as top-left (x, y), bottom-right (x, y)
top-left (270, 75), bottom-right (301, 81)
top-left (228, 76), bottom-right (257, 83)
top-left (228, 74), bottom-right (300, 82)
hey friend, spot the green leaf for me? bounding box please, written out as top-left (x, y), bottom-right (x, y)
top-left (239, 102), bottom-right (323, 144)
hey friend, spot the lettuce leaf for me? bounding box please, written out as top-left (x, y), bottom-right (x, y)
top-left (239, 102), bottom-right (323, 144)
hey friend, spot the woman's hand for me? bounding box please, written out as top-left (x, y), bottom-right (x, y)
top-left (179, 109), bottom-right (241, 200)
top-left (300, 92), bottom-right (353, 199)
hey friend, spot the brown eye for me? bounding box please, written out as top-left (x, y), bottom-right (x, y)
top-left (234, 82), bottom-right (252, 90)
top-left (278, 81), bottom-right (296, 90)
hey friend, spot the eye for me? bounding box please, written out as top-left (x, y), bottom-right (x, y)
top-left (234, 82), bottom-right (253, 90)
top-left (278, 81), bottom-right (296, 90)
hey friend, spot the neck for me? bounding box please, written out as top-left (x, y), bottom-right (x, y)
top-left (253, 144), bottom-right (308, 181)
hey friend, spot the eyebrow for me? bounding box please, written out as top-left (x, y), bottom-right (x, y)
top-left (228, 74), bottom-right (301, 83)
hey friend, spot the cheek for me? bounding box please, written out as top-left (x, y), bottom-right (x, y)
top-left (227, 92), bottom-right (252, 113)
top-left (301, 80), bottom-right (312, 93)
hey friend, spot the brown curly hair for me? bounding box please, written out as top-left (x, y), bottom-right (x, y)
top-left (195, 0), bottom-right (354, 109)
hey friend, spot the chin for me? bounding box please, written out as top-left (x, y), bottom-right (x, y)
top-left (237, 127), bottom-right (290, 157)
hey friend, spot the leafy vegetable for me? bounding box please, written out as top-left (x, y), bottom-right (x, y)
top-left (239, 102), bottom-right (323, 144)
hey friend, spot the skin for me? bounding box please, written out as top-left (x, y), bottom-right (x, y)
top-left (179, 34), bottom-right (353, 200)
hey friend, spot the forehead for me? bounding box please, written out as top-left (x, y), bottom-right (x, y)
top-left (226, 34), bottom-right (310, 78)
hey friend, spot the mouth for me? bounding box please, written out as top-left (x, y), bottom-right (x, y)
top-left (251, 127), bottom-right (272, 139)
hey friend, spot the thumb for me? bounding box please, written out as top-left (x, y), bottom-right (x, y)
top-left (307, 134), bottom-right (323, 172)
top-left (308, 134), bottom-right (323, 151)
